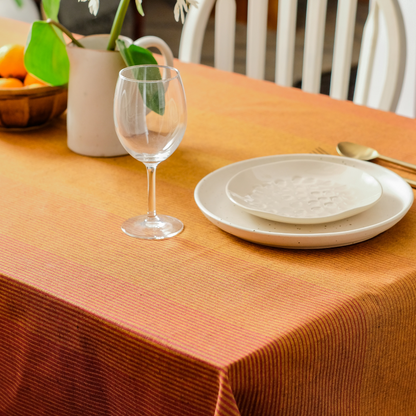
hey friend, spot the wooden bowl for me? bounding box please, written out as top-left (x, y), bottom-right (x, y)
top-left (0, 85), bottom-right (68, 129)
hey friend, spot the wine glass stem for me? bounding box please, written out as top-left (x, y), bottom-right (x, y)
top-left (146, 164), bottom-right (158, 220)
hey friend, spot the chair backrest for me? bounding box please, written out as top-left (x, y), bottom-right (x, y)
top-left (178, 0), bottom-right (406, 112)
top-left (0, 0), bottom-right (40, 23)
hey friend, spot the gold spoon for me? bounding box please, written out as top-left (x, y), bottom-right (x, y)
top-left (337, 141), bottom-right (416, 188)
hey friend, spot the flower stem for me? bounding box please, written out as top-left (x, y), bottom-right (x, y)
top-left (107, 0), bottom-right (131, 51)
top-left (46, 19), bottom-right (85, 48)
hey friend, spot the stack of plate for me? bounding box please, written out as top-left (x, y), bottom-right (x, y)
top-left (194, 154), bottom-right (414, 249)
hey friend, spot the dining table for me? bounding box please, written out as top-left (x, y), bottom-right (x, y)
top-left (2, 17), bottom-right (416, 416)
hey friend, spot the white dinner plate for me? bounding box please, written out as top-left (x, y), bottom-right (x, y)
top-left (226, 160), bottom-right (382, 224)
top-left (194, 154), bottom-right (414, 249)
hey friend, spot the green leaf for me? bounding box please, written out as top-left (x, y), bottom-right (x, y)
top-left (24, 21), bottom-right (69, 86)
top-left (116, 40), bottom-right (165, 115)
top-left (42, 0), bottom-right (61, 21)
top-left (144, 84), bottom-right (165, 116)
top-left (42, 0), bottom-right (64, 41)
top-left (14, 0), bottom-right (23, 7)
top-left (116, 39), bottom-right (158, 67)
top-left (138, 71), bottom-right (165, 116)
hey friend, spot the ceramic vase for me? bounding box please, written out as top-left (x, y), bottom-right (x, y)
top-left (66, 35), bottom-right (174, 157)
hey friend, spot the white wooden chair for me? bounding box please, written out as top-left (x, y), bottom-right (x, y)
top-left (0, 0), bottom-right (40, 23)
top-left (178, 0), bottom-right (406, 112)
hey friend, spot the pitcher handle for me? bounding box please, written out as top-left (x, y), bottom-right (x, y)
top-left (133, 36), bottom-right (174, 68)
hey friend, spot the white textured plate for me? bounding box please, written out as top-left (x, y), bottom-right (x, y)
top-left (194, 154), bottom-right (414, 249)
top-left (226, 160), bottom-right (382, 224)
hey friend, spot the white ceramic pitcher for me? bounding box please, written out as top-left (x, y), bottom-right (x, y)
top-left (66, 35), bottom-right (174, 157)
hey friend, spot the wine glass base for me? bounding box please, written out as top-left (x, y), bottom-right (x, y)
top-left (121, 215), bottom-right (184, 240)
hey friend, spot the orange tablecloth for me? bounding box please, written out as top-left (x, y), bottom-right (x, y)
top-left (2, 26), bottom-right (416, 416)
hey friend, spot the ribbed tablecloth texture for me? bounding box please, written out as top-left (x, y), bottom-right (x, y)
top-left (1, 19), bottom-right (416, 415)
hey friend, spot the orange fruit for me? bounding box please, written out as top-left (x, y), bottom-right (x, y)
top-left (24, 73), bottom-right (47, 87)
top-left (28, 83), bottom-right (45, 89)
top-left (0, 44), bottom-right (27, 79)
top-left (0, 78), bottom-right (24, 89)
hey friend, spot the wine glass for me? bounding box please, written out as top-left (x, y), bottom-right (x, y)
top-left (114, 65), bottom-right (187, 239)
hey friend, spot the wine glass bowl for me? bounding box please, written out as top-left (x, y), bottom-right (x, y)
top-left (114, 65), bottom-right (187, 239)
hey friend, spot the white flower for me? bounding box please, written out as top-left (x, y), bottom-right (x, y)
top-left (174, 0), bottom-right (198, 24)
top-left (78, 0), bottom-right (100, 16)
top-left (136, 0), bottom-right (144, 16)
